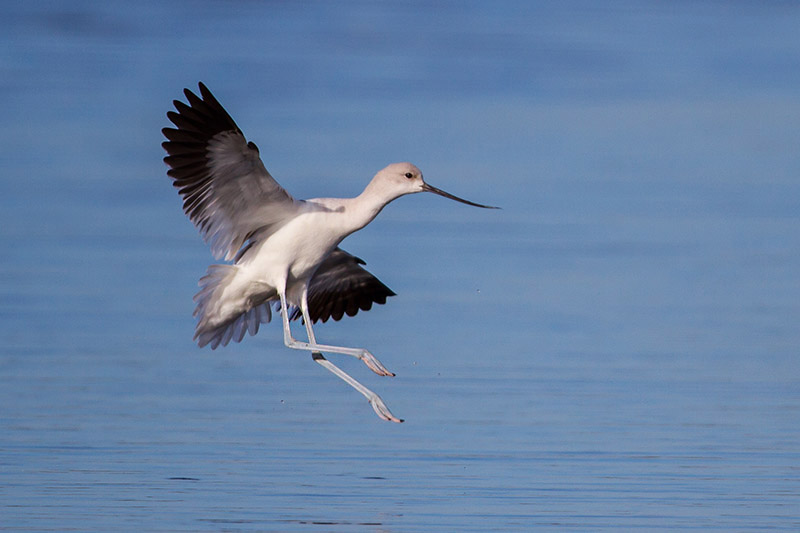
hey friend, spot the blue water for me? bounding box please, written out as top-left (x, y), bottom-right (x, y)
top-left (2, 1), bottom-right (800, 530)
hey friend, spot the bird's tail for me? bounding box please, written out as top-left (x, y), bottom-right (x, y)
top-left (192, 264), bottom-right (273, 349)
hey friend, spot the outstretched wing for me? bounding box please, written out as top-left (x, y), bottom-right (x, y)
top-left (162, 82), bottom-right (300, 261)
top-left (291, 248), bottom-right (396, 323)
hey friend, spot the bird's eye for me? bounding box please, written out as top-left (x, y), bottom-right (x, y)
top-left (404, 172), bottom-right (414, 179)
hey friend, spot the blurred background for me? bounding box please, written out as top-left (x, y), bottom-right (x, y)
top-left (2, 1), bottom-right (799, 530)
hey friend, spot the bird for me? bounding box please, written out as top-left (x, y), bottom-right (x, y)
top-left (162, 82), bottom-right (497, 423)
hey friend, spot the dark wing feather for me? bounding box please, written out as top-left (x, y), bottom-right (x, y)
top-left (290, 248), bottom-right (396, 323)
top-left (162, 82), bottom-right (299, 261)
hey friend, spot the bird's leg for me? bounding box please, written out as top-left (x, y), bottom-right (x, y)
top-left (301, 289), bottom-right (395, 376)
top-left (277, 288), bottom-right (394, 376)
top-left (277, 289), bottom-right (402, 423)
top-left (309, 352), bottom-right (403, 423)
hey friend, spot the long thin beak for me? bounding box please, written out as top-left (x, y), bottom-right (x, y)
top-left (421, 183), bottom-right (499, 209)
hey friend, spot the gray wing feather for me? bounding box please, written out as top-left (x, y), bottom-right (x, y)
top-left (162, 82), bottom-right (299, 261)
top-left (290, 248), bottom-right (396, 323)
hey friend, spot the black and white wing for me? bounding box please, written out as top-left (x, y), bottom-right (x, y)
top-left (162, 82), bottom-right (300, 261)
top-left (291, 248), bottom-right (396, 323)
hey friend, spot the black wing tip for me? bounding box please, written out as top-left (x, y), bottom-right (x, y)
top-left (289, 288), bottom-right (396, 324)
top-left (186, 81), bottom-right (219, 109)
top-left (315, 284), bottom-right (396, 324)
top-left (182, 84), bottom-right (204, 99)
top-left (197, 81), bottom-right (212, 98)
top-left (172, 81), bottom-right (219, 112)
top-left (163, 81), bottom-right (241, 149)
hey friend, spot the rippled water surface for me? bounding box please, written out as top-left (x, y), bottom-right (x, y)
top-left (2, 1), bottom-right (799, 530)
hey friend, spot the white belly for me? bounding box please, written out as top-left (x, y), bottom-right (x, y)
top-left (239, 209), bottom-right (344, 302)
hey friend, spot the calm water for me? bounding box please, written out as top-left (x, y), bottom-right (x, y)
top-left (2, 1), bottom-right (800, 530)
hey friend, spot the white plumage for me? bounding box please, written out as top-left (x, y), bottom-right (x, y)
top-left (163, 83), bottom-right (497, 422)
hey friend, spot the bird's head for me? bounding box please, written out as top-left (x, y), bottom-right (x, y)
top-left (374, 162), bottom-right (499, 209)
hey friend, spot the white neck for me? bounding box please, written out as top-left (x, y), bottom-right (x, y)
top-left (343, 178), bottom-right (405, 233)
